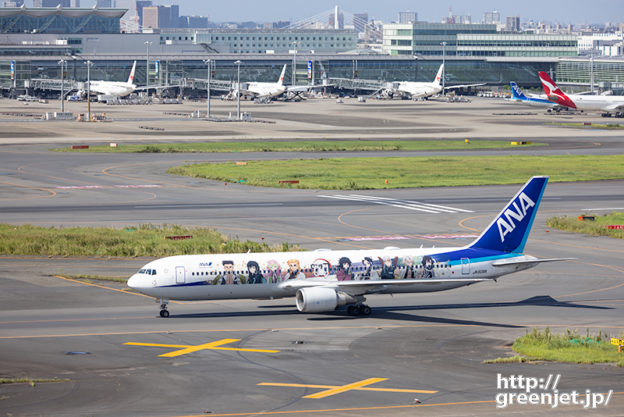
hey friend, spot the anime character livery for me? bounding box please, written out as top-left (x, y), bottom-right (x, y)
top-left (129, 177), bottom-right (568, 317)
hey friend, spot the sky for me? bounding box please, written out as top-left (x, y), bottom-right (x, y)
top-left (148, 0), bottom-right (623, 25)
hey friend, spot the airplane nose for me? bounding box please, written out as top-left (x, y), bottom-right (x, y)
top-left (127, 274), bottom-right (144, 290)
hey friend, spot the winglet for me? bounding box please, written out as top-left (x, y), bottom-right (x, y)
top-left (538, 71), bottom-right (576, 109)
top-left (469, 176), bottom-right (548, 254)
top-left (128, 61), bottom-right (137, 85)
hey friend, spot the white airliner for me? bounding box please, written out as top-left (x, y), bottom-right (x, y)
top-left (242, 64), bottom-right (288, 98)
top-left (87, 61), bottom-right (137, 97)
top-left (128, 177), bottom-right (567, 318)
top-left (539, 71), bottom-right (624, 118)
top-left (392, 64), bottom-right (484, 99)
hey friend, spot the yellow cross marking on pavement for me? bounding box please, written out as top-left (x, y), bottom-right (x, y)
top-left (258, 378), bottom-right (437, 399)
top-left (124, 338), bottom-right (280, 357)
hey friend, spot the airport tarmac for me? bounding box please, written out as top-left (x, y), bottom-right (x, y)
top-left (0, 97), bottom-right (623, 416)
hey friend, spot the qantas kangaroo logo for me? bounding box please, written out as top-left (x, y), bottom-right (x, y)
top-left (496, 192), bottom-right (535, 242)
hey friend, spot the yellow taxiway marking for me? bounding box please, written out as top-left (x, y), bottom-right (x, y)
top-left (124, 338), bottom-right (280, 357)
top-left (259, 378), bottom-right (437, 400)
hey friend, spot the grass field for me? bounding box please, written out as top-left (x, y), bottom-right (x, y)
top-left (0, 224), bottom-right (295, 257)
top-left (168, 154), bottom-right (624, 190)
top-left (548, 122), bottom-right (624, 129)
top-left (546, 212), bottom-right (624, 239)
top-left (51, 140), bottom-right (543, 153)
top-left (511, 328), bottom-right (623, 367)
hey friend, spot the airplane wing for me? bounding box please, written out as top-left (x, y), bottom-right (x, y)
top-left (280, 278), bottom-right (490, 295)
top-left (444, 83), bottom-right (486, 90)
top-left (603, 103), bottom-right (624, 111)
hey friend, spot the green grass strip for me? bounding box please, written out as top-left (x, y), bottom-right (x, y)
top-left (0, 224), bottom-right (296, 257)
top-left (511, 328), bottom-right (623, 367)
top-left (548, 122), bottom-right (624, 129)
top-left (168, 154), bottom-right (624, 190)
top-left (66, 274), bottom-right (128, 283)
top-left (50, 140), bottom-right (544, 153)
top-left (0, 378), bottom-right (70, 386)
top-left (547, 212), bottom-right (624, 239)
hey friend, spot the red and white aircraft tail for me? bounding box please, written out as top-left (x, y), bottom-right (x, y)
top-left (127, 61), bottom-right (137, 85)
top-left (538, 71), bottom-right (576, 109)
top-left (277, 64), bottom-right (287, 86)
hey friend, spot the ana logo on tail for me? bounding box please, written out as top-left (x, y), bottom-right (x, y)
top-left (496, 192), bottom-right (535, 242)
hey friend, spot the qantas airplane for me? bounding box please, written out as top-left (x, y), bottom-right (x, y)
top-left (509, 82), bottom-right (561, 110)
top-left (128, 177), bottom-right (565, 317)
top-left (538, 71), bottom-right (624, 118)
top-left (392, 64), bottom-right (484, 99)
top-left (88, 61), bottom-right (137, 97)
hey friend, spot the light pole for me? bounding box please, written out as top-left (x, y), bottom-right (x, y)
top-left (144, 41), bottom-right (152, 97)
top-left (203, 58), bottom-right (211, 119)
top-left (58, 59), bottom-right (66, 112)
top-left (441, 41), bottom-right (447, 95)
top-left (291, 41), bottom-right (298, 86)
top-left (86, 60), bottom-right (92, 121)
top-left (234, 60), bottom-right (241, 120)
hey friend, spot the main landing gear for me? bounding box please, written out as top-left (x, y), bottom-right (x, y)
top-left (158, 298), bottom-right (170, 318)
top-left (346, 304), bottom-right (372, 316)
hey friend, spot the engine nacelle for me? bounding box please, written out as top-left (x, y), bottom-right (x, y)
top-left (295, 287), bottom-right (358, 313)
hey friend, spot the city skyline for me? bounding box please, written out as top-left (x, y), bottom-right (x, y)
top-left (149, 0), bottom-right (622, 25)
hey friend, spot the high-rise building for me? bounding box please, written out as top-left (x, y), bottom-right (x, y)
top-left (506, 16), bottom-right (520, 32)
top-left (353, 12), bottom-right (368, 33)
top-left (483, 10), bottom-right (500, 25)
top-left (143, 4), bottom-right (179, 29)
top-left (96, 0), bottom-right (113, 7)
top-left (136, 1), bottom-right (152, 27)
top-left (398, 11), bottom-right (417, 24)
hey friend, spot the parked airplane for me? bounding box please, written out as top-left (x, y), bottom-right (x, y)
top-left (392, 64), bottom-right (483, 99)
top-left (242, 64), bottom-right (288, 99)
top-left (128, 177), bottom-right (567, 318)
top-left (87, 61), bottom-right (137, 97)
top-left (538, 71), bottom-right (624, 117)
top-left (509, 82), bottom-right (562, 110)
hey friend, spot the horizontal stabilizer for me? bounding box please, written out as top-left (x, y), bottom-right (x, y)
top-left (492, 257), bottom-right (574, 267)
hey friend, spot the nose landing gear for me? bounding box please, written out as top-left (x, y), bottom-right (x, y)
top-left (158, 298), bottom-right (170, 318)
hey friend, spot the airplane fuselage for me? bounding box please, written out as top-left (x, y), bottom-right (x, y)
top-left (396, 82), bottom-right (441, 98)
top-left (88, 81), bottom-right (136, 97)
top-left (128, 247), bottom-right (534, 301)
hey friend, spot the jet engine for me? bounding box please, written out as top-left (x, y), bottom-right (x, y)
top-left (295, 287), bottom-right (358, 313)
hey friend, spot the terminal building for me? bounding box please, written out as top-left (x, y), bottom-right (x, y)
top-left (383, 22), bottom-right (578, 57)
top-left (0, 7), bottom-right (622, 95)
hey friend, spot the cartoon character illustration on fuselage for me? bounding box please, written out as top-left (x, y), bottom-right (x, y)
top-left (336, 257), bottom-right (352, 281)
top-left (284, 259), bottom-right (305, 280)
top-left (421, 255), bottom-right (435, 279)
top-left (247, 260), bottom-right (265, 284)
top-left (266, 259), bottom-right (281, 283)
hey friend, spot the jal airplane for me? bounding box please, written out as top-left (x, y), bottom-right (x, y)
top-left (509, 82), bottom-right (562, 110)
top-left (538, 71), bottom-right (624, 117)
top-left (243, 64), bottom-right (288, 98)
top-left (128, 177), bottom-right (567, 318)
top-left (88, 61), bottom-right (137, 97)
top-left (392, 64), bottom-right (483, 99)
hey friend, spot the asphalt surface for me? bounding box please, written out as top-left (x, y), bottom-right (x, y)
top-left (0, 97), bottom-right (623, 417)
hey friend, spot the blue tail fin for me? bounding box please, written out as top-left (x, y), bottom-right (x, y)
top-left (510, 82), bottom-right (527, 100)
top-left (469, 176), bottom-right (548, 253)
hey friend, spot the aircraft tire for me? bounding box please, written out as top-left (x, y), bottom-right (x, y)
top-left (160, 309), bottom-right (170, 318)
top-left (347, 305), bottom-right (359, 316)
top-left (360, 305), bottom-right (372, 316)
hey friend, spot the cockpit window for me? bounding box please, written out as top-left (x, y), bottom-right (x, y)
top-left (151, 269), bottom-right (157, 275)
top-left (139, 269), bottom-right (146, 274)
